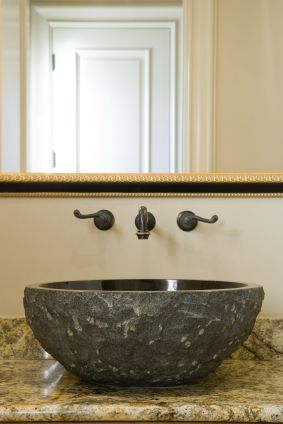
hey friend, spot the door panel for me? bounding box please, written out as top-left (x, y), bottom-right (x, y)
top-left (52, 25), bottom-right (174, 172)
top-left (78, 50), bottom-right (149, 172)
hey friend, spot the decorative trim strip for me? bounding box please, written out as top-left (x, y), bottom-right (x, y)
top-left (0, 174), bottom-right (283, 197)
top-left (0, 192), bottom-right (283, 198)
top-left (0, 172), bottom-right (283, 184)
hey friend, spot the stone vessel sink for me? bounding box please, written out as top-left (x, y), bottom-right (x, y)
top-left (24, 279), bottom-right (264, 387)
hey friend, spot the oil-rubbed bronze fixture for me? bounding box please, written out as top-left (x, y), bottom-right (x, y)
top-left (135, 206), bottom-right (156, 239)
top-left (177, 211), bottom-right (218, 231)
top-left (74, 209), bottom-right (115, 230)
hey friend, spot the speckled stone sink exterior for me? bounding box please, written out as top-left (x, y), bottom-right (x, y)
top-left (23, 279), bottom-right (264, 387)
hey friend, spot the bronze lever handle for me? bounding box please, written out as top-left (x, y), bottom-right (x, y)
top-left (74, 209), bottom-right (115, 230)
top-left (177, 211), bottom-right (218, 231)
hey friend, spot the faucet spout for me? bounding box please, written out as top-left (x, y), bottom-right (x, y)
top-left (135, 206), bottom-right (156, 240)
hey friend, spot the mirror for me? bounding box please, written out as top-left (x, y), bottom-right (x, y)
top-left (1, 0), bottom-right (283, 174)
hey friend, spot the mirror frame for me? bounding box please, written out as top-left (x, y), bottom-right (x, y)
top-left (0, 173), bottom-right (283, 197)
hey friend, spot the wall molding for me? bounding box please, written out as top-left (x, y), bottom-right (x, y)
top-left (184, 0), bottom-right (217, 172)
top-left (19, 0), bottom-right (29, 172)
top-left (1, 172), bottom-right (283, 183)
top-left (1, 192), bottom-right (283, 198)
top-left (0, 172), bottom-right (283, 196)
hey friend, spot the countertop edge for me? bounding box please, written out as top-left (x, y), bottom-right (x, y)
top-left (0, 403), bottom-right (282, 423)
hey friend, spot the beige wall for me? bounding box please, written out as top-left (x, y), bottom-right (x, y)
top-left (0, 196), bottom-right (282, 317)
top-left (215, 0), bottom-right (283, 172)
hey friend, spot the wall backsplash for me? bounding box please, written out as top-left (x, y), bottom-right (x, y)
top-left (0, 196), bottom-right (282, 316)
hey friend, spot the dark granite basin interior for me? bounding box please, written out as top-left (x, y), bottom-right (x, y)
top-left (40, 279), bottom-right (247, 291)
top-left (24, 279), bottom-right (264, 387)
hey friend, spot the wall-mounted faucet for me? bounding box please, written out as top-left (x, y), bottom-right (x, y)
top-left (73, 207), bottom-right (217, 235)
top-left (74, 209), bottom-right (115, 230)
top-left (135, 206), bottom-right (156, 240)
top-left (177, 211), bottom-right (218, 231)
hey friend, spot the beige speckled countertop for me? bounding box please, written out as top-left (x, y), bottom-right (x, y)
top-left (0, 359), bottom-right (282, 422)
top-left (0, 317), bottom-right (282, 423)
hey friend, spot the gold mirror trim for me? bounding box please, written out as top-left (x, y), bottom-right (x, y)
top-left (0, 192), bottom-right (283, 198)
top-left (0, 172), bottom-right (283, 183)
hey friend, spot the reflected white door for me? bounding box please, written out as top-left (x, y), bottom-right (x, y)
top-left (52, 23), bottom-right (178, 173)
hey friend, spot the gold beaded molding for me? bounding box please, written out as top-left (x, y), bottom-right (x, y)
top-left (0, 172), bottom-right (283, 184)
top-left (0, 192), bottom-right (283, 198)
top-left (0, 173), bottom-right (283, 197)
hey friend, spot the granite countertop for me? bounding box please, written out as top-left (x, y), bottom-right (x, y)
top-left (0, 358), bottom-right (282, 422)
